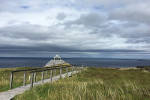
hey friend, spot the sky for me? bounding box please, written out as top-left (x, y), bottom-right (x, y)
top-left (0, 0), bottom-right (150, 58)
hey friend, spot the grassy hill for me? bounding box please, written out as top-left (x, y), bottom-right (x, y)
top-left (13, 67), bottom-right (150, 100)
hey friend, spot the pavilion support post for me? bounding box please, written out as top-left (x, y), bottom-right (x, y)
top-left (10, 72), bottom-right (14, 89)
top-left (30, 73), bottom-right (34, 88)
top-left (50, 69), bottom-right (53, 82)
top-left (23, 71), bottom-right (26, 86)
top-left (74, 66), bottom-right (76, 71)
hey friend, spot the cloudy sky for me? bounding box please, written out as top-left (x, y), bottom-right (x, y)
top-left (0, 0), bottom-right (150, 58)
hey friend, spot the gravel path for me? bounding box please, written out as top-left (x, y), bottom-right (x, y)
top-left (0, 71), bottom-right (78, 100)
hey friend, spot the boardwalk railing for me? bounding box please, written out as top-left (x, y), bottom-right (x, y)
top-left (10, 66), bottom-right (79, 89)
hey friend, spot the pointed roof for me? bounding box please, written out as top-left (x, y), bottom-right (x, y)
top-left (54, 54), bottom-right (61, 58)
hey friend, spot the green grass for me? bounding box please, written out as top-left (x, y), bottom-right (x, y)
top-left (0, 67), bottom-right (31, 92)
top-left (13, 67), bottom-right (150, 100)
top-left (0, 67), bottom-right (71, 92)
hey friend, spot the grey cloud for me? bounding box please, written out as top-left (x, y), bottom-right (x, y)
top-left (126, 38), bottom-right (150, 44)
top-left (56, 13), bottom-right (66, 20)
top-left (67, 13), bottom-right (107, 27)
top-left (64, 12), bottom-right (112, 37)
top-left (109, 2), bottom-right (150, 24)
top-left (0, 45), bottom-right (77, 53)
top-left (62, 10), bottom-right (150, 47)
top-left (0, 45), bottom-right (144, 53)
top-left (0, 25), bottom-right (49, 40)
top-left (118, 23), bottom-right (150, 39)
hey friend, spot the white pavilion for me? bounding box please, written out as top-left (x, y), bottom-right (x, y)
top-left (45, 55), bottom-right (67, 67)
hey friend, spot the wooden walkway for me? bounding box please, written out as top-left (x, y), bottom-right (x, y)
top-left (0, 71), bottom-right (78, 100)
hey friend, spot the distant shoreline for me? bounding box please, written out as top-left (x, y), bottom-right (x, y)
top-left (0, 66), bottom-right (150, 69)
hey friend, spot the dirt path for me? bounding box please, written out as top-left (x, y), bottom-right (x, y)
top-left (0, 71), bottom-right (78, 100)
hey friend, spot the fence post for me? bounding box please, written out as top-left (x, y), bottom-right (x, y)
top-left (34, 72), bottom-right (36, 82)
top-left (60, 67), bottom-right (62, 78)
top-left (71, 66), bottom-right (73, 76)
top-left (30, 73), bottom-right (34, 88)
top-left (66, 67), bottom-right (68, 77)
top-left (42, 71), bottom-right (44, 83)
top-left (72, 66), bottom-right (74, 72)
top-left (23, 71), bottom-right (26, 86)
top-left (10, 72), bottom-right (14, 89)
top-left (80, 67), bottom-right (82, 73)
top-left (50, 69), bottom-right (53, 82)
top-left (54, 69), bottom-right (56, 76)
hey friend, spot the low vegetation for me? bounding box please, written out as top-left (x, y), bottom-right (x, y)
top-left (136, 66), bottom-right (150, 71)
top-left (14, 67), bottom-right (150, 100)
top-left (0, 67), bottom-right (31, 92)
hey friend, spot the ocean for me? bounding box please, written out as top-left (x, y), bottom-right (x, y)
top-left (0, 57), bottom-right (150, 68)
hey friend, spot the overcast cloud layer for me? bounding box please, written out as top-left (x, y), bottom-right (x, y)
top-left (0, 0), bottom-right (150, 58)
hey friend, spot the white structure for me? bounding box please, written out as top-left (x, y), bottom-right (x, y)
top-left (54, 55), bottom-right (61, 60)
top-left (45, 55), bottom-right (67, 67)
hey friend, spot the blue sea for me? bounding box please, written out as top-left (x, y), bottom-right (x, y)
top-left (0, 57), bottom-right (150, 68)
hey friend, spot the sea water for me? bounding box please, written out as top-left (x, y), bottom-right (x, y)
top-left (0, 57), bottom-right (150, 68)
